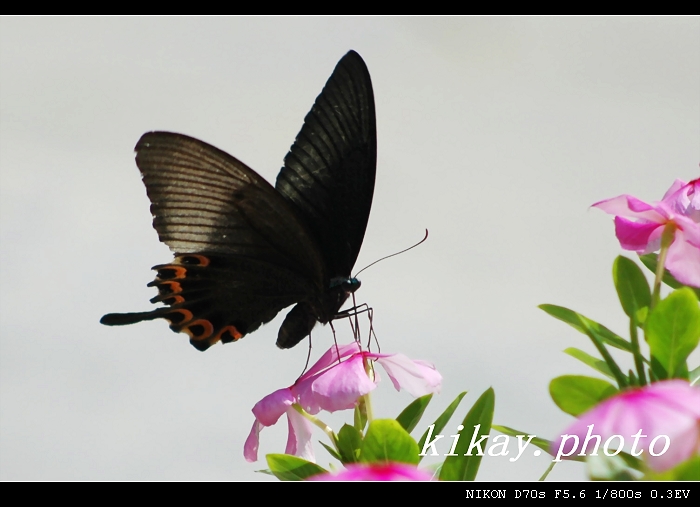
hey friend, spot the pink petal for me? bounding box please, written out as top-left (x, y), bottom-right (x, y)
top-left (298, 342), bottom-right (362, 382)
top-left (662, 178), bottom-right (700, 221)
top-left (651, 379), bottom-right (700, 417)
top-left (374, 354), bottom-right (442, 396)
top-left (251, 387), bottom-right (295, 426)
top-left (297, 354), bottom-right (376, 413)
top-left (553, 381), bottom-right (700, 472)
top-left (310, 462), bottom-right (434, 481)
top-left (244, 420), bottom-right (263, 462)
top-left (661, 179), bottom-right (688, 202)
top-left (613, 217), bottom-right (662, 252)
top-left (593, 195), bottom-right (665, 222)
top-left (285, 408), bottom-right (315, 462)
top-left (665, 228), bottom-right (700, 287)
top-left (674, 214), bottom-right (700, 247)
top-left (685, 178), bottom-right (700, 221)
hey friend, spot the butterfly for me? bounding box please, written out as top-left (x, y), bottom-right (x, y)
top-left (101, 51), bottom-right (376, 351)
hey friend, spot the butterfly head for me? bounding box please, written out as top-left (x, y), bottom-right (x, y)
top-left (329, 276), bottom-right (361, 293)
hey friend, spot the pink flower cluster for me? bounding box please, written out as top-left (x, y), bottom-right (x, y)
top-left (310, 462), bottom-right (434, 481)
top-left (244, 342), bottom-right (442, 463)
top-left (554, 380), bottom-right (700, 472)
top-left (593, 178), bottom-right (700, 287)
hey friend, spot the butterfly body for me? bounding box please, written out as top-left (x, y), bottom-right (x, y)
top-left (101, 51), bottom-right (376, 351)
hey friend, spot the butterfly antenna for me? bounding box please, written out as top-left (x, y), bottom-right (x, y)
top-left (353, 229), bottom-right (428, 278)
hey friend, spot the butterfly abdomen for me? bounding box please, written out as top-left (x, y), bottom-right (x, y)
top-left (276, 277), bottom-right (361, 349)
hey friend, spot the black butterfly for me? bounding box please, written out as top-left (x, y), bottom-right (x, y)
top-left (101, 51), bottom-right (376, 352)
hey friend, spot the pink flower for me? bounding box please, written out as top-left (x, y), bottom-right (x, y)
top-left (552, 380), bottom-right (700, 471)
top-left (294, 343), bottom-right (378, 415)
top-left (593, 178), bottom-right (700, 287)
top-left (244, 342), bottom-right (442, 462)
top-left (243, 387), bottom-right (315, 463)
top-left (309, 462), bottom-right (435, 481)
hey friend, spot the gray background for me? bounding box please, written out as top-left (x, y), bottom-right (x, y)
top-left (1, 17), bottom-right (698, 481)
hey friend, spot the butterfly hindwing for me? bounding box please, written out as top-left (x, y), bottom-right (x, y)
top-left (147, 253), bottom-right (317, 350)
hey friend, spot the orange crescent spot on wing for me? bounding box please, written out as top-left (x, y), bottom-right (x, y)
top-left (183, 319), bottom-right (215, 340)
top-left (162, 295), bottom-right (186, 305)
top-left (175, 254), bottom-right (211, 267)
top-left (164, 308), bottom-right (193, 326)
top-left (216, 325), bottom-right (243, 343)
top-left (155, 266), bottom-right (187, 280)
top-left (160, 281), bottom-right (183, 294)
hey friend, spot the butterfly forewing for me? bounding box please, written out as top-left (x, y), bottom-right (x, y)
top-left (276, 50), bottom-right (376, 278)
top-left (137, 132), bottom-right (325, 282)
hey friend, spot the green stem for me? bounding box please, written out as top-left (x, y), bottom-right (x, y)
top-left (651, 223), bottom-right (675, 309)
top-left (644, 224), bottom-right (676, 384)
top-left (361, 357), bottom-right (375, 423)
top-left (629, 318), bottom-right (646, 386)
top-left (292, 404), bottom-right (337, 445)
top-left (363, 392), bottom-right (374, 423)
top-left (582, 322), bottom-right (628, 388)
top-left (539, 461), bottom-right (557, 481)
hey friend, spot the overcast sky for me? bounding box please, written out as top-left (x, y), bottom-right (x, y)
top-left (1, 16), bottom-right (698, 481)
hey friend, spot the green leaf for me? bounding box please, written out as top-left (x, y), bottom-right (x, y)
top-left (586, 454), bottom-right (638, 481)
top-left (640, 254), bottom-right (700, 299)
top-left (491, 425), bottom-right (575, 460)
top-left (439, 387), bottom-right (495, 481)
top-left (689, 365), bottom-right (700, 386)
top-left (541, 305), bottom-right (630, 387)
top-left (396, 394), bottom-right (433, 434)
top-left (549, 375), bottom-right (618, 416)
top-left (619, 452), bottom-right (645, 472)
top-left (417, 391), bottom-right (467, 462)
top-left (360, 419), bottom-right (419, 465)
top-left (648, 356), bottom-right (669, 381)
top-left (644, 455), bottom-right (700, 481)
top-left (336, 424), bottom-right (363, 464)
top-left (319, 441), bottom-right (342, 461)
top-left (266, 454), bottom-right (327, 481)
top-left (646, 288), bottom-right (700, 379)
top-left (613, 256), bottom-right (651, 324)
top-left (540, 304), bottom-right (632, 352)
top-left (564, 348), bottom-right (614, 379)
